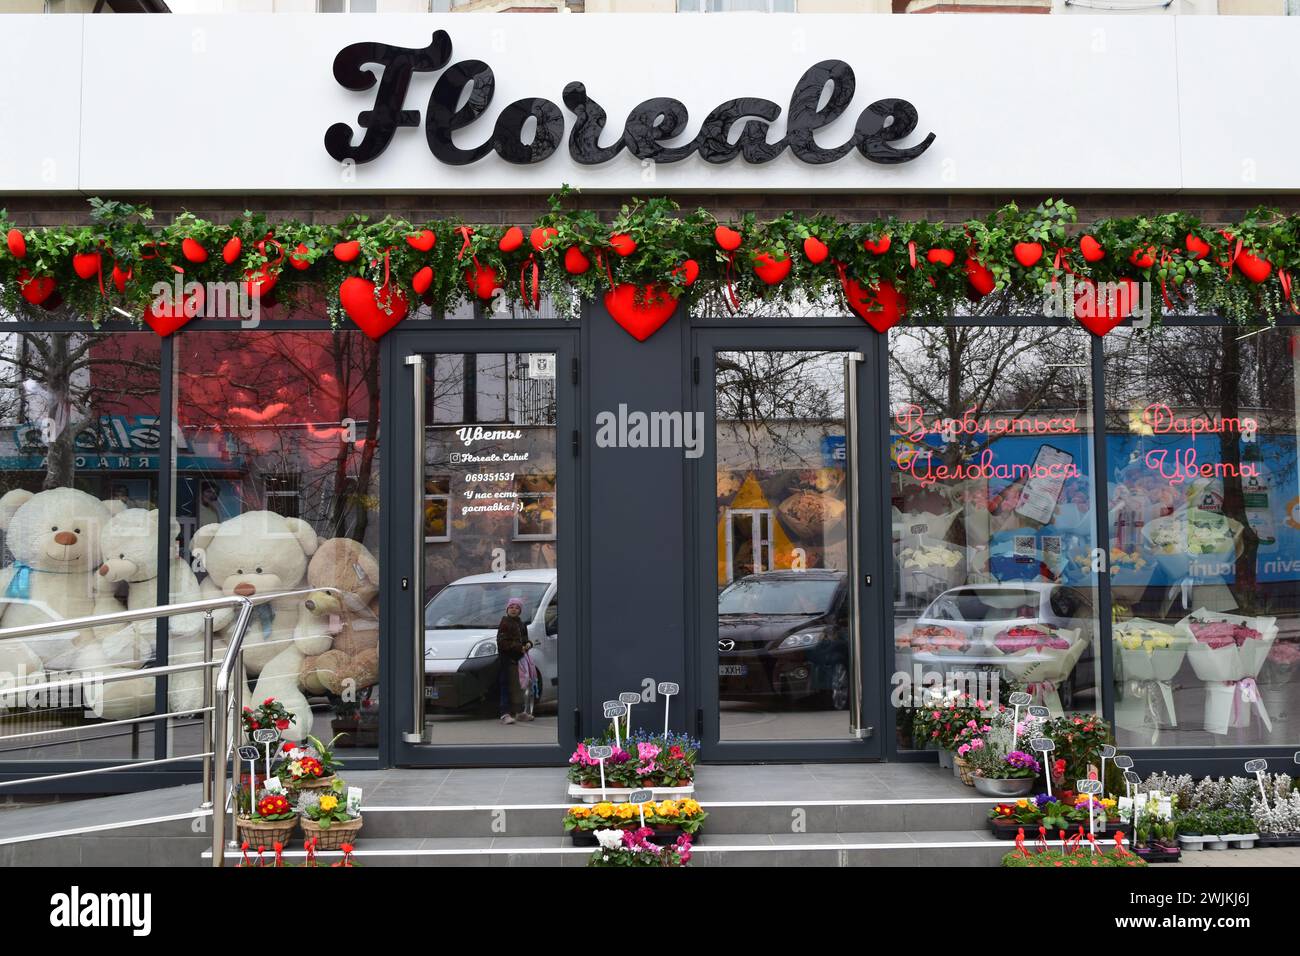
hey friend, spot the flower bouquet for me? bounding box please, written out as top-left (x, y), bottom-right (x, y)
top-left (897, 535), bottom-right (965, 599)
top-left (563, 798), bottom-right (708, 845)
top-left (275, 734), bottom-right (345, 793)
top-left (1114, 619), bottom-right (1186, 682)
top-left (587, 828), bottom-right (692, 867)
top-left (906, 623), bottom-right (969, 657)
top-left (297, 779), bottom-right (362, 850)
top-left (237, 791), bottom-right (298, 848)
top-left (1178, 609), bottom-right (1277, 735)
top-left (992, 624), bottom-right (1085, 715)
top-left (1141, 507), bottom-right (1243, 583)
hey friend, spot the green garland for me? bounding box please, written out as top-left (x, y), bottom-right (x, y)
top-left (1, 193), bottom-right (1296, 329)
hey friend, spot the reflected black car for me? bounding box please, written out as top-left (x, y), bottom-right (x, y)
top-left (717, 570), bottom-right (850, 710)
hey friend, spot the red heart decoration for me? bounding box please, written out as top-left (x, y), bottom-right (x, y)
top-left (1013, 242), bottom-right (1043, 268)
top-left (563, 246), bottom-right (590, 274)
top-left (1129, 246), bottom-right (1156, 269)
top-left (604, 284), bottom-right (679, 342)
top-left (964, 257), bottom-right (996, 297)
top-left (926, 248), bottom-right (955, 267)
top-left (609, 232), bottom-right (637, 257)
top-left (1236, 251), bottom-right (1272, 283)
top-left (18, 270), bottom-right (55, 306)
top-left (466, 264), bottom-right (501, 301)
top-left (339, 276), bottom-right (409, 340)
top-left (244, 267), bottom-right (278, 301)
top-left (1073, 278), bottom-right (1136, 336)
top-left (406, 230), bottom-right (436, 252)
top-left (714, 226), bottom-right (742, 252)
top-left (863, 235), bottom-right (892, 256)
top-left (333, 241), bottom-right (361, 263)
top-left (72, 251), bottom-right (102, 281)
top-left (289, 243), bottom-right (312, 271)
top-left (841, 276), bottom-right (906, 333)
top-left (752, 252), bottom-right (792, 285)
top-left (112, 263), bottom-right (132, 294)
top-left (499, 226), bottom-right (524, 253)
top-left (803, 236), bottom-right (828, 264)
top-left (145, 285), bottom-right (205, 337)
top-left (530, 227), bottom-right (558, 253)
top-left (1185, 233), bottom-right (1210, 260)
top-left (673, 259), bottom-right (700, 287)
top-left (412, 266), bottom-right (434, 296)
top-left (1079, 235), bottom-right (1105, 263)
top-left (222, 237), bottom-right (242, 265)
top-left (6, 229), bottom-right (26, 260)
top-left (181, 238), bottom-right (208, 264)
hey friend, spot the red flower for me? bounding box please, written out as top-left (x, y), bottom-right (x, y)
top-left (275, 719), bottom-right (290, 731)
top-left (264, 697), bottom-right (275, 706)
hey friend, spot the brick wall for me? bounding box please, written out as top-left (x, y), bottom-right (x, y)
top-left (5, 192), bottom-right (1300, 228)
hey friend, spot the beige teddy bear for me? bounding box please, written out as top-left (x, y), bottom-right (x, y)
top-left (297, 537), bottom-right (380, 701)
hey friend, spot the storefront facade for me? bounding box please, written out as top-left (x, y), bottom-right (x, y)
top-left (1, 12), bottom-right (1299, 790)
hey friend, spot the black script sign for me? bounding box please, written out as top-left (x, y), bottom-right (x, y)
top-left (325, 32), bottom-right (935, 168)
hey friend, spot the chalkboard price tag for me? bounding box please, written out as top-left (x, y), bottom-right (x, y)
top-left (1123, 770), bottom-right (1141, 785)
top-left (588, 745), bottom-right (613, 760)
top-left (1029, 737), bottom-right (1055, 753)
top-left (629, 789), bottom-right (654, 804)
top-left (1100, 745), bottom-right (1117, 758)
top-left (1008, 692), bottom-right (1032, 707)
top-left (619, 692), bottom-right (641, 705)
top-left (252, 728), bottom-right (280, 744)
top-left (1027, 706), bottom-right (1050, 719)
top-left (1245, 758), bottom-right (1268, 773)
top-left (1077, 779), bottom-right (1103, 795)
top-left (1113, 755), bottom-right (1134, 770)
top-left (603, 702), bottom-right (628, 718)
top-left (657, 682), bottom-right (680, 696)
top-left (237, 745), bottom-right (260, 761)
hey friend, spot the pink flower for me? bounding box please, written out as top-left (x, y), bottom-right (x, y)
top-left (637, 742), bottom-right (661, 761)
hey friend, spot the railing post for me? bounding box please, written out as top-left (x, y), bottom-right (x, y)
top-left (210, 662), bottom-right (226, 868)
top-left (200, 611), bottom-right (214, 809)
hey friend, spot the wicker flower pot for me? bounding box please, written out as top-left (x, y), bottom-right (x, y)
top-left (953, 756), bottom-right (975, 786)
top-left (236, 815), bottom-right (297, 848)
top-left (300, 814), bottom-right (363, 851)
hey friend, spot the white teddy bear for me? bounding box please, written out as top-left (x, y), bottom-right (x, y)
top-left (0, 487), bottom-right (120, 669)
top-left (192, 511), bottom-right (322, 741)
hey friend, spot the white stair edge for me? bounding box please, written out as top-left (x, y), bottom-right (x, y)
top-left (0, 808), bottom-right (211, 846)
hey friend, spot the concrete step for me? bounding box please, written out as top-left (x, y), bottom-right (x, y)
top-left (199, 831), bottom-right (1012, 867)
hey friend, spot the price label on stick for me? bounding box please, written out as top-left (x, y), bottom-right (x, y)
top-left (619, 692), bottom-right (640, 705)
top-left (629, 788), bottom-right (654, 827)
top-left (1077, 779), bottom-right (1103, 795)
top-left (657, 682), bottom-right (680, 696)
top-left (658, 682), bottom-right (679, 737)
top-left (1029, 737), bottom-right (1054, 753)
top-left (237, 745), bottom-right (260, 761)
top-left (1100, 745), bottom-right (1117, 759)
top-left (1123, 770), bottom-right (1141, 785)
top-left (1245, 758), bottom-right (1268, 773)
top-left (1027, 706), bottom-right (1050, 719)
top-left (588, 745), bottom-right (613, 760)
top-left (1008, 692), bottom-right (1032, 707)
top-left (252, 729), bottom-right (280, 744)
top-left (603, 702), bottom-right (627, 719)
top-left (1113, 755), bottom-right (1134, 770)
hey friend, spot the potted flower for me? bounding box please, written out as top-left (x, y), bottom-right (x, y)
top-left (967, 748), bottom-right (1041, 798)
top-left (236, 790), bottom-right (297, 848)
top-left (987, 798), bottom-right (1046, 839)
top-left (298, 779), bottom-right (363, 850)
top-left (241, 697), bottom-right (294, 742)
top-left (587, 827), bottom-right (692, 867)
top-left (563, 798), bottom-right (709, 845)
top-left (275, 734), bottom-right (345, 793)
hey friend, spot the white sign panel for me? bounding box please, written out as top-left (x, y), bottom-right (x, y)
top-left (3, 14), bottom-right (1295, 195)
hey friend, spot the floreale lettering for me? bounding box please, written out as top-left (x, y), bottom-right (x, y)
top-left (325, 33), bottom-right (935, 168)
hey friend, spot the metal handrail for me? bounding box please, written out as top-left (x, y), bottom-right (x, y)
top-left (0, 585), bottom-right (344, 868)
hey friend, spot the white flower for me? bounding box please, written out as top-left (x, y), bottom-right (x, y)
top-left (593, 829), bottom-right (624, 850)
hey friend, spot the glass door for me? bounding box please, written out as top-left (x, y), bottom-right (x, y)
top-left (390, 332), bottom-right (577, 764)
top-left (695, 330), bottom-right (883, 759)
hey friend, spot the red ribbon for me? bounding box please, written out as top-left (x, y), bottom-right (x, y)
top-left (456, 226), bottom-right (473, 261)
top-left (593, 248), bottom-right (615, 292)
top-left (1158, 248), bottom-right (1174, 310)
top-left (256, 234), bottom-right (285, 269)
top-left (907, 241), bottom-right (917, 270)
top-left (724, 250), bottom-right (739, 313)
top-left (379, 247), bottom-right (392, 296)
top-left (519, 253), bottom-right (540, 310)
top-left (1280, 269), bottom-right (1298, 313)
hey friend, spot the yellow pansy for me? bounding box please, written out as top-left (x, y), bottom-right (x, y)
top-left (681, 799), bottom-right (702, 815)
top-left (591, 802), bottom-right (615, 817)
top-left (319, 794), bottom-right (338, 812)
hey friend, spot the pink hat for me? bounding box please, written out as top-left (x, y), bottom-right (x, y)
top-left (506, 597), bottom-right (524, 611)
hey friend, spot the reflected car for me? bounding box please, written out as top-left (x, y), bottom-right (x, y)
top-left (907, 582), bottom-right (1096, 708)
top-left (717, 570), bottom-right (850, 711)
top-left (423, 569), bottom-right (559, 711)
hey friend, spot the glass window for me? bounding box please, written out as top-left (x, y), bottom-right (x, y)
top-left (889, 326), bottom-right (1102, 749)
top-left (174, 330), bottom-right (381, 757)
top-left (1105, 325), bottom-right (1300, 749)
top-left (0, 331), bottom-right (162, 762)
